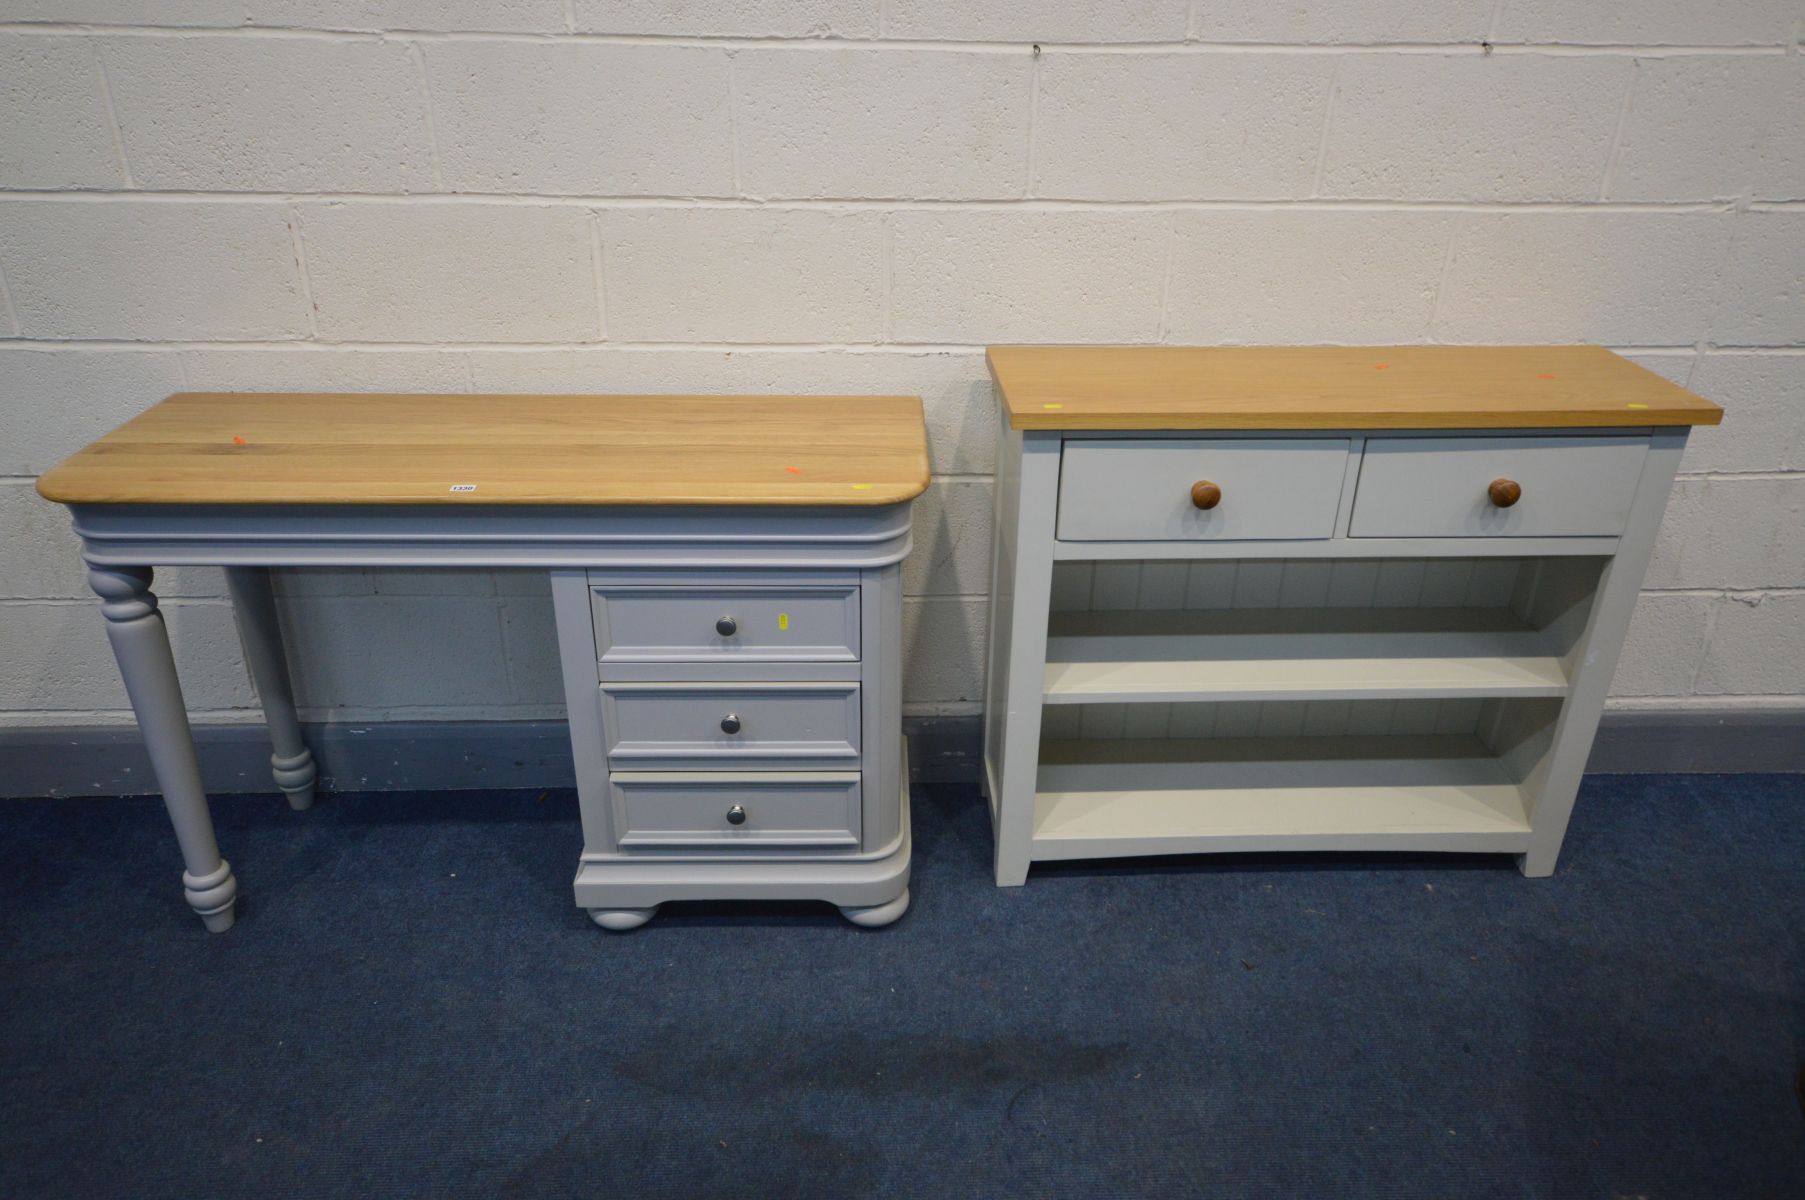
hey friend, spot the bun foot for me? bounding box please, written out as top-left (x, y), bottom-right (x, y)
top-left (588, 906), bottom-right (657, 931)
top-left (840, 887), bottom-right (910, 928)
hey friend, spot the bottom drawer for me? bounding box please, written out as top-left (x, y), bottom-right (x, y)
top-left (610, 771), bottom-right (861, 850)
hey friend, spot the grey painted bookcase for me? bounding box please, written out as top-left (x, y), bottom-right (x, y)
top-left (980, 346), bottom-right (1724, 886)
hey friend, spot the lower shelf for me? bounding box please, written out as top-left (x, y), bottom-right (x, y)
top-left (1032, 735), bottom-right (1534, 860)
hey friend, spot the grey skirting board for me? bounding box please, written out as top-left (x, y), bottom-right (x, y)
top-left (2, 711), bottom-right (1800, 799)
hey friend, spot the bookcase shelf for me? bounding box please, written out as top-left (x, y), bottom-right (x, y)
top-left (1032, 733), bottom-right (1535, 860)
top-left (1043, 606), bottom-right (1573, 704)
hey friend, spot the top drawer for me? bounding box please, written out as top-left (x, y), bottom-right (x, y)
top-left (1351, 436), bottom-right (1649, 539)
top-left (591, 583), bottom-right (860, 663)
top-left (1058, 438), bottom-right (1351, 541)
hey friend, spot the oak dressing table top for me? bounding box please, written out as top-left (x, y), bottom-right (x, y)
top-left (37, 393), bottom-right (931, 507)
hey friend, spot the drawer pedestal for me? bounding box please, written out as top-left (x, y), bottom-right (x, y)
top-left (551, 506), bottom-right (914, 929)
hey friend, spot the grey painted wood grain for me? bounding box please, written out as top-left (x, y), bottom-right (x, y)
top-left (1057, 437), bottom-right (1350, 541)
top-left (88, 565), bottom-right (238, 932)
top-left (600, 681), bottom-right (862, 768)
top-left (1516, 428), bottom-right (1688, 875)
top-left (985, 422), bottom-right (1696, 882)
top-left (984, 426), bottom-right (1062, 886)
top-left (224, 565), bottom-right (318, 811)
top-left (609, 770), bottom-right (862, 850)
top-left (591, 581), bottom-right (861, 663)
top-left (1350, 435), bottom-right (1649, 538)
top-left (63, 496), bottom-right (916, 932)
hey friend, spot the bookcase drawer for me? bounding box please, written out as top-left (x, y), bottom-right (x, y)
top-left (1058, 438), bottom-right (1350, 541)
top-left (1351, 436), bottom-right (1648, 538)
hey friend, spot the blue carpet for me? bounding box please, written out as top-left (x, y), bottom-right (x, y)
top-left (1, 774), bottom-right (1801, 1199)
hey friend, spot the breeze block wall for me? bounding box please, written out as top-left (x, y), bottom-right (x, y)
top-left (2, 1), bottom-right (1801, 744)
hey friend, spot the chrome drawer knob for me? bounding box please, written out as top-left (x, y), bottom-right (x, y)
top-left (720, 713), bottom-right (742, 735)
top-left (726, 805), bottom-right (747, 826)
top-left (716, 615), bottom-right (738, 637)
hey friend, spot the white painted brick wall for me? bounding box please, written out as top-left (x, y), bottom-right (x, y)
top-left (1716, 212), bottom-right (1805, 344)
top-left (1163, 211), bottom-right (1454, 343)
top-left (300, 202), bottom-right (598, 341)
top-left (0, 34), bottom-right (119, 188)
top-left (573, 1), bottom-right (876, 39)
top-left (1, 1), bottom-right (1801, 735)
top-left (1319, 56), bottom-right (1633, 202)
top-left (1492, 0), bottom-right (1802, 47)
top-left (1610, 57), bottom-right (1805, 200)
top-left (600, 209), bottom-right (887, 341)
top-left (423, 42), bottom-right (736, 196)
top-left (736, 50), bottom-right (1031, 200)
top-left (1193, 2), bottom-right (1496, 44)
top-left (1032, 54), bottom-right (1333, 199)
top-left (0, 202), bottom-right (308, 339)
top-left (891, 211), bottom-right (1169, 342)
top-left (101, 36), bottom-right (437, 192)
top-left (1432, 212), bottom-right (1735, 344)
top-left (881, 1), bottom-right (1190, 43)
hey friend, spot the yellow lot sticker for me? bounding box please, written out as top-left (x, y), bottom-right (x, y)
top-left (778, 613), bottom-right (790, 631)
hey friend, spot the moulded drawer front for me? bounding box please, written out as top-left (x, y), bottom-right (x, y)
top-left (610, 772), bottom-right (862, 849)
top-left (1351, 436), bottom-right (1649, 538)
top-left (1058, 438), bottom-right (1351, 541)
top-left (592, 584), bottom-right (859, 662)
top-left (600, 682), bottom-right (861, 766)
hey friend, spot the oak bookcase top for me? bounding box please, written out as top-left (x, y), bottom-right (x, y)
top-left (987, 345), bottom-right (1724, 431)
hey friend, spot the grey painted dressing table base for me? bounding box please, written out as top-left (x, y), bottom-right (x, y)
top-left (69, 501), bottom-right (914, 931)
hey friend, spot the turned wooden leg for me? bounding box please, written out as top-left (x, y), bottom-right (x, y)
top-left (90, 565), bottom-right (237, 932)
top-left (225, 566), bottom-right (317, 811)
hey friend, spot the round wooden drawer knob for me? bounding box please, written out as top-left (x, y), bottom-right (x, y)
top-left (1190, 480), bottom-right (1223, 510)
top-left (1488, 478), bottom-right (1523, 508)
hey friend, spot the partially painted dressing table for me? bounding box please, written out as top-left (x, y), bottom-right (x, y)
top-left (37, 393), bottom-right (929, 931)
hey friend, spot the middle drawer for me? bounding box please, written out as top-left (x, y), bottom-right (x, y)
top-left (600, 681), bottom-right (861, 769)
